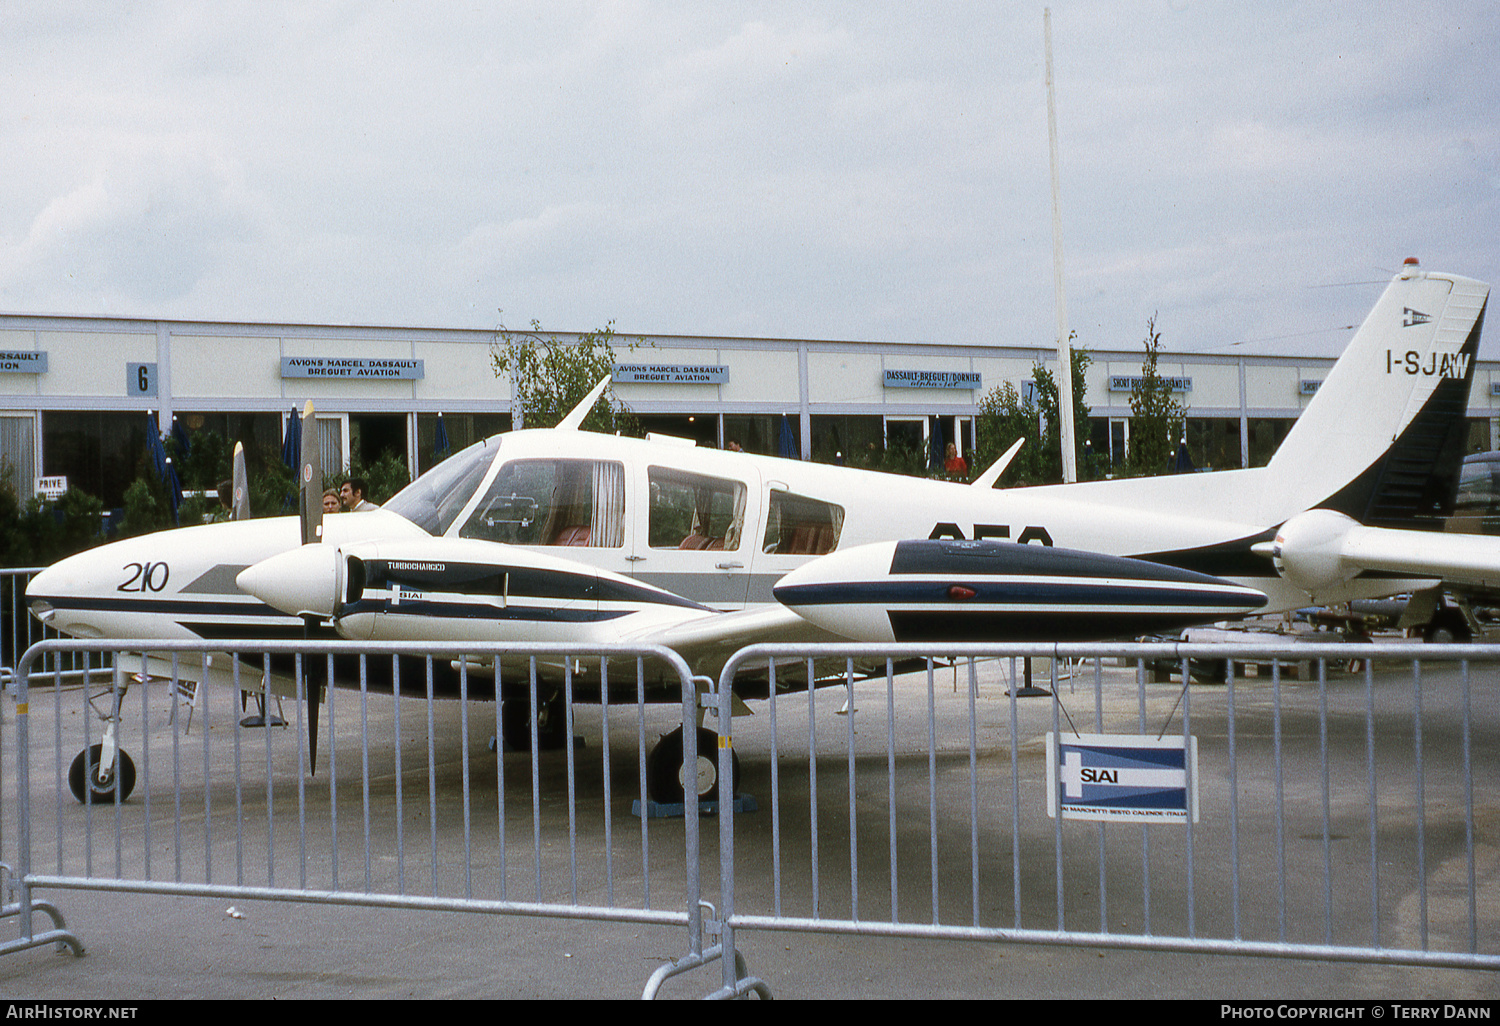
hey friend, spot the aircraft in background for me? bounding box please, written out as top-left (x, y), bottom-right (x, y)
top-left (25, 259), bottom-right (1490, 802)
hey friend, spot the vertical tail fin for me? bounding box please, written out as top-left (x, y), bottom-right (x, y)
top-left (1263, 262), bottom-right (1488, 529)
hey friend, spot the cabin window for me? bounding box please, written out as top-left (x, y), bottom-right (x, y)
top-left (763, 491), bottom-right (844, 555)
top-left (460, 459), bottom-right (626, 547)
top-left (647, 467), bottom-right (746, 550)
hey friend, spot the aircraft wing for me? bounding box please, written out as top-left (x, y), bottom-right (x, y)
top-left (622, 603), bottom-right (841, 677)
top-left (1264, 509), bottom-right (1500, 596)
top-left (1338, 527), bottom-right (1500, 588)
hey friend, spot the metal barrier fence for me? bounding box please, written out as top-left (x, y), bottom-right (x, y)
top-left (0, 568), bottom-right (43, 674)
top-left (1, 638), bottom-right (754, 997)
top-left (0, 569), bottom-right (102, 966)
top-left (0, 568), bottom-right (89, 684)
top-left (709, 641), bottom-right (1498, 998)
top-left (5, 635), bottom-right (1498, 998)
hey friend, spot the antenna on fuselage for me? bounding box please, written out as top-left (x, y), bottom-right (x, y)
top-left (556, 375), bottom-right (613, 431)
top-left (972, 436), bottom-right (1026, 490)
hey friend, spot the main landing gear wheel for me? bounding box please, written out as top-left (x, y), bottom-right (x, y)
top-left (1422, 607), bottom-right (1474, 645)
top-left (68, 744), bottom-right (136, 804)
top-left (500, 694), bottom-right (569, 751)
top-left (646, 726), bottom-right (740, 805)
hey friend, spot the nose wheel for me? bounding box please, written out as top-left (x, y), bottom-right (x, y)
top-left (500, 692), bottom-right (570, 751)
top-left (69, 743), bottom-right (136, 804)
top-left (67, 671), bottom-right (138, 803)
top-left (646, 725), bottom-right (739, 805)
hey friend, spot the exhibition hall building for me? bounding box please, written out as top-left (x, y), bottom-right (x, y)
top-left (0, 310), bottom-right (1495, 508)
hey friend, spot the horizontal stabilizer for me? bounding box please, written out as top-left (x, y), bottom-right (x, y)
top-left (1264, 508), bottom-right (1500, 599)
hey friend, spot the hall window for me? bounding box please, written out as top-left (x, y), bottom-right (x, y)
top-left (42, 411), bottom-right (150, 508)
top-left (648, 468), bottom-right (745, 550)
top-left (0, 415), bottom-right (35, 502)
top-left (460, 459), bottom-right (625, 547)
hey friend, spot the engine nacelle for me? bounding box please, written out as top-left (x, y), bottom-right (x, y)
top-left (1270, 509), bottom-right (1361, 597)
top-left (240, 536), bottom-right (717, 648)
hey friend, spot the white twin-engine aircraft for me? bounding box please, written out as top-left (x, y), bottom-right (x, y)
top-left (24, 259), bottom-right (1491, 802)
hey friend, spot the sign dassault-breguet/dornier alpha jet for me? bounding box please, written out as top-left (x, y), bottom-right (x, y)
top-left (25, 259), bottom-right (1490, 803)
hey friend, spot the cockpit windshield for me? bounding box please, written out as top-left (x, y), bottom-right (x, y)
top-left (381, 437), bottom-right (499, 536)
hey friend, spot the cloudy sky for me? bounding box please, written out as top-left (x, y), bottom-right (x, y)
top-left (1, 1), bottom-right (1495, 358)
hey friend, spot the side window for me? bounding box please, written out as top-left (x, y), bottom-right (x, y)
top-left (648, 468), bottom-right (746, 551)
top-left (460, 459), bottom-right (625, 547)
top-left (763, 491), bottom-right (844, 555)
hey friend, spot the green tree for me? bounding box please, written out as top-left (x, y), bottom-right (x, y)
top-left (161, 428), bottom-right (305, 522)
top-left (1031, 344), bottom-right (1094, 482)
top-left (331, 450), bottom-right (413, 506)
top-left (120, 477), bottom-right (173, 537)
top-left (972, 345), bottom-right (1092, 486)
top-left (5, 487), bottom-right (108, 566)
top-left (1127, 314), bottom-right (1188, 476)
top-left (169, 427), bottom-right (232, 495)
top-left (838, 436), bottom-right (932, 477)
top-left (975, 380), bottom-right (1046, 484)
top-left (250, 453), bottom-right (298, 520)
top-left (491, 319), bottom-right (640, 434)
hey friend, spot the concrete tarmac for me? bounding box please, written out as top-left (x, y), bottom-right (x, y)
top-left (2, 649), bottom-right (1497, 1000)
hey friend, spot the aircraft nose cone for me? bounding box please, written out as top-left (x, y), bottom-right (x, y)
top-left (25, 552), bottom-right (105, 635)
top-left (237, 545), bottom-right (340, 619)
top-left (26, 553), bottom-right (86, 600)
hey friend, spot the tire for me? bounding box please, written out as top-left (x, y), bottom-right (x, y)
top-left (68, 744), bottom-right (136, 804)
top-left (500, 695), bottom-right (569, 751)
top-left (645, 726), bottom-right (740, 805)
top-left (1188, 658), bottom-right (1228, 684)
top-left (1423, 609), bottom-right (1473, 645)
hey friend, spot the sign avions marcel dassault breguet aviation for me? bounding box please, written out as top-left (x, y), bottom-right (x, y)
top-left (25, 259), bottom-right (1490, 802)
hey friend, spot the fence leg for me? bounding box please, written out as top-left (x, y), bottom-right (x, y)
top-left (0, 864), bottom-right (85, 959)
top-left (640, 941), bottom-right (771, 1000)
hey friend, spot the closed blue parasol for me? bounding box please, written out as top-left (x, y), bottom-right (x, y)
top-left (779, 415), bottom-right (797, 459)
top-left (145, 413), bottom-right (181, 523)
top-left (434, 412), bottom-right (451, 462)
top-left (170, 414), bottom-right (191, 458)
top-left (280, 407), bottom-right (300, 470)
top-left (1173, 439), bottom-right (1195, 474)
top-left (280, 407), bottom-right (301, 511)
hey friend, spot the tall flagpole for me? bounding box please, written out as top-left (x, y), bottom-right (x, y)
top-left (1045, 8), bottom-right (1078, 483)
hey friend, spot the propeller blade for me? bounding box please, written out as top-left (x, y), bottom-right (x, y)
top-left (304, 636), bottom-right (321, 774)
top-left (298, 400), bottom-right (322, 545)
top-left (295, 400), bottom-right (323, 772)
top-left (231, 442), bottom-right (250, 520)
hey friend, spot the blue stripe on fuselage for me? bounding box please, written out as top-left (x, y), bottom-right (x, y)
top-left (340, 597), bottom-right (633, 623)
top-left (774, 579), bottom-right (1259, 609)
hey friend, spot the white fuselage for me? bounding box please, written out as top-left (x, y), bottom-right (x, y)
top-left (24, 428), bottom-right (1421, 647)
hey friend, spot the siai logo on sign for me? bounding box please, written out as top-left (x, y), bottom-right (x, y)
top-left (1047, 732), bottom-right (1199, 823)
